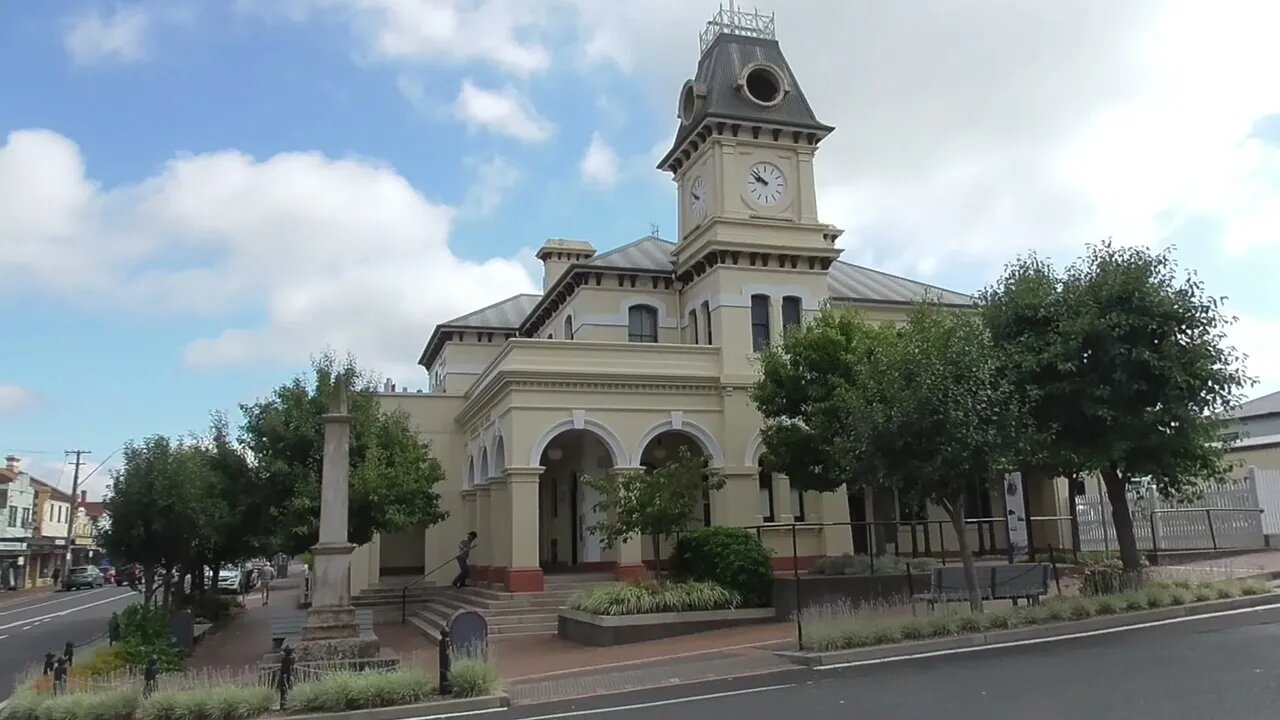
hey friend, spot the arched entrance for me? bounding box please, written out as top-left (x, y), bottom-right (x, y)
top-left (636, 429), bottom-right (716, 527)
top-left (537, 430), bottom-right (618, 571)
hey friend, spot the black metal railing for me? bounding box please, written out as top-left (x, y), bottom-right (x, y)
top-left (400, 555), bottom-right (460, 623)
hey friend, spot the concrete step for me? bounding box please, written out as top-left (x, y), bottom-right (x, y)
top-left (486, 612), bottom-right (559, 627)
top-left (489, 621), bottom-right (558, 636)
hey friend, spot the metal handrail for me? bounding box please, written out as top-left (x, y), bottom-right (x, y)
top-left (401, 554), bottom-right (461, 623)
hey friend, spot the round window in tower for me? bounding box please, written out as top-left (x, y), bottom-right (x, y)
top-left (679, 80), bottom-right (702, 124)
top-left (742, 64), bottom-right (785, 106)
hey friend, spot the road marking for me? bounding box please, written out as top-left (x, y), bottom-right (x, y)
top-left (21, 625), bottom-right (33, 630)
top-left (0, 591), bottom-right (135, 631)
top-left (407, 683), bottom-right (797, 720)
top-left (0, 588), bottom-right (114, 617)
top-left (0, 634), bottom-right (9, 640)
top-left (818, 601), bottom-right (1280, 671)
top-left (506, 638), bottom-right (793, 683)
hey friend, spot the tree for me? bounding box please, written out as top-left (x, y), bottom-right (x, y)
top-left (754, 304), bottom-right (1026, 611)
top-left (239, 353), bottom-right (449, 555)
top-left (983, 241), bottom-right (1252, 574)
top-left (582, 447), bottom-right (727, 575)
top-left (101, 436), bottom-right (211, 605)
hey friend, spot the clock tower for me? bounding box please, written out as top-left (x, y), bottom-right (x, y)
top-left (660, 6), bottom-right (843, 372)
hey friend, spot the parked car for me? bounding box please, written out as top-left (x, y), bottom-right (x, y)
top-left (98, 566), bottom-right (115, 584)
top-left (63, 566), bottom-right (105, 591)
top-left (215, 565), bottom-right (258, 594)
top-left (115, 564), bottom-right (143, 586)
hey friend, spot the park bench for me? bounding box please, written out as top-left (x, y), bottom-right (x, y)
top-left (269, 609), bottom-right (374, 649)
top-left (914, 563), bottom-right (1051, 611)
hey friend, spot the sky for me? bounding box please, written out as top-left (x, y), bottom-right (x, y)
top-left (2, 0), bottom-right (1279, 499)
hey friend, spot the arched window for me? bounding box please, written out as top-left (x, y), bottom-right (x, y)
top-left (782, 296), bottom-right (802, 334)
top-left (564, 315), bottom-right (574, 340)
top-left (687, 309), bottom-right (699, 344)
top-left (701, 300), bottom-right (713, 344)
top-left (750, 294), bottom-right (771, 352)
top-left (628, 304), bottom-right (658, 343)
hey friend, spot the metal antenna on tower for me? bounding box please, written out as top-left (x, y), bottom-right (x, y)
top-left (650, 223), bottom-right (661, 237)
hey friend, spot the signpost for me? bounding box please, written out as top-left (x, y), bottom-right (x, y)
top-left (1004, 472), bottom-right (1029, 559)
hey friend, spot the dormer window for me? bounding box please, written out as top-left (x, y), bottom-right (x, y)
top-left (628, 305), bottom-right (659, 343)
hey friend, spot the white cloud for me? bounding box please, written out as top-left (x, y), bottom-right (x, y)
top-left (243, 0), bottom-right (551, 76)
top-left (1226, 314), bottom-right (1280, 397)
top-left (63, 5), bottom-right (149, 66)
top-left (461, 155), bottom-right (521, 216)
top-left (0, 385), bottom-right (38, 415)
top-left (0, 129), bottom-right (538, 382)
top-left (579, 133), bottom-right (620, 188)
top-left (452, 80), bottom-right (552, 142)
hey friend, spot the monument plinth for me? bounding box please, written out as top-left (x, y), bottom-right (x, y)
top-left (293, 377), bottom-right (382, 662)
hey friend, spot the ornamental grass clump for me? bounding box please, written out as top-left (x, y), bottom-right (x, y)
top-left (286, 671), bottom-right (434, 714)
top-left (568, 580), bottom-right (741, 616)
top-left (137, 686), bottom-right (275, 720)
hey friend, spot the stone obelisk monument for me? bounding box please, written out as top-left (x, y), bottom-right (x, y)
top-left (294, 376), bottom-right (380, 660)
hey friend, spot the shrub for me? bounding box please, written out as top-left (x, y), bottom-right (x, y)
top-left (569, 580), bottom-right (740, 616)
top-left (808, 554), bottom-right (936, 577)
top-left (924, 614), bottom-right (963, 637)
top-left (1212, 582), bottom-right (1241, 600)
top-left (1079, 557), bottom-right (1147, 596)
top-left (1239, 579), bottom-right (1269, 596)
top-left (0, 689), bottom-right (47, 720)
top-left (670, 527), bottom-right (774, 607)
top-left (288, 671), bottom-right (434, 714)
top-left (35, 690), bottom-right (137, 720)
top-left (979, 611), bottom-right (1015, 631)
top-left (1092, 596), bottom-right (1120, 615)
top-left (1167, 588), bottom-right (1193, 606)
top-left (1066, 598), bottom-right (1095, 620)
top-left (449, 659), bottom-right (500, 699)
top-left (897, 617), bottom-right (932, 640)
top-left (138, 687), bottom-right (275, 720)
top-left (1144, 587), bottom-right (1171, 608)
top-left (954, 614), bottom-right (983, 634)
top-left (78, 645), bottom-right (130, 678)
top-left (1192, 584), bottom-right (1216, 602)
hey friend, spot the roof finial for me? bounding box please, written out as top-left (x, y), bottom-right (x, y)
top-left (650, 223), bottom-right (661, 237)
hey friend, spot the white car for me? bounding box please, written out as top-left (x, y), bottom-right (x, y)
top-left (215, 565), bottom-right (259, 593)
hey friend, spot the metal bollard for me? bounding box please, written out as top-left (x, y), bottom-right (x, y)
top-left (277, 647), bottom-right (295, 709)
top-left (438, 627), bottom-right (453, 696)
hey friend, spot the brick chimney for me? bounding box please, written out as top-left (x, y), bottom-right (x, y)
top-left (535, 239), bottom-right (596, 292)
top-left (4, 455), bottom-right (18, 473)
top-left (80, 490), bottom-right (88, 503)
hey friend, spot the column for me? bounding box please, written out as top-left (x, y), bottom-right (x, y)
top-left (774, 472), bottom-right (794, 522)
top-left (820, 485), bottom-right (854, 556)
top-left (503, 466), bottom-right (544, 592)
top-left (487, 479), bottom-right (511, 585)
top-left (309, 382), bottom-right (355, 612)
top-left (609, 467), bottom-right (648, 581)
top-left (473, 485), bottom-right (492, 583)
top-left (770, 297), bottom-right (784, 345)
top-left (716, 469), bottom-right (757, 527)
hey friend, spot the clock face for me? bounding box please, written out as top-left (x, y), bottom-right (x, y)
top-left (689, 176), bottom-right (708, 222)
top-left (745, 162), bottom-right (786, 206)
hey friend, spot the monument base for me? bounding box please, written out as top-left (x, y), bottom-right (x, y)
top-left (301, 606), bottom-right (360, 640)
top-left (289, 630), bottom-right (384, 663)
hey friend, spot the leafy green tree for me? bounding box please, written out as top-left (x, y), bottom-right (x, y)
top-left (983, 241), bottom-right (1252, 573)
top-left (582, 447), bottom-right (727, 575)
top-left (239, 353), bottom-right (449, 555)
top-left (754, 304), bottom-right (1026, 610)
top-left (101, 435), bottom-right (211, 605)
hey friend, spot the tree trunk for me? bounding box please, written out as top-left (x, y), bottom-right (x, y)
top-left (651, 534), bottom-right (662, 579)
top-left (943, 498), bottom-right (984, 613)
top-left (143, 564), bottom-right (156, 605)
top-left (1101, 464), bottom-right (1143, 577)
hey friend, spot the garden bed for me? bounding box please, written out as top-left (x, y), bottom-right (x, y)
top-left (558, 607), bottom-right (777, 646)
top-left (785, 578), bottom-right (1272, 660)
top-left (772, 573), bottom-right (932, 619)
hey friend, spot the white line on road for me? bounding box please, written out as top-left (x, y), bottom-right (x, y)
top-left (0, 592), bottom-right (135, 631)
top-left (0, 634), bottom-right (8, 640)
top-left (407, 684), bottom-right (798, 720)
top-left (818, 601), bottom-right (1280, 671)
top-left (0, 588), bottom-right (114, 617)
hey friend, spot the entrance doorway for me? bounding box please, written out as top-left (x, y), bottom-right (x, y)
top-left (538, 430), bottom-right (615, 572)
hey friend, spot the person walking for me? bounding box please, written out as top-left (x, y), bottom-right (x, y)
top-left (259, 563), bottom-right (275, 605)
top-left (452, 532), bottom-right (477, 589)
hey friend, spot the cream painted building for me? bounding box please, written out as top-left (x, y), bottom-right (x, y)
top-left (362, 9), bottom-right (1026, 594)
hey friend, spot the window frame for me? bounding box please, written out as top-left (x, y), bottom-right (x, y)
top-left (759, 470), bottom-right (775, 522)
top-left (750, 294), bottom-right (771, 352)
top-left (791, 486), bottom-right (806, 522)
top-left (782, 295), bottom-right (802, 334)
top-left (564, 315), bottom-right (574, 340)
top-left (687, 308), bottom-right (699, 344)
top-left (627, 304), bottom-right (659, 343)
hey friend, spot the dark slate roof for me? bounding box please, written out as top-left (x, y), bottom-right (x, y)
top-left (440, 294), bottom-right (541, 329)
top-left (1231, 390), bottom-right (1280, 419)
top-left (826, 262), bottom-right (974, 306)
top-left (661, 32), bottom-right (832, 168)
top-left (582, 236), bottom-right (675, 271)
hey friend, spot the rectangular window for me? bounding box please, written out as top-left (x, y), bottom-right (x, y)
top-left (750, 294), bottom-right (771, 352)
top-left (628, 305), bottom-right (659, 343)
top-left (21, 507), bottom-right (30, 526)
top-left (687, 309), bottom-right (699, 344)
top-left (7, 506), bottom-right (16, 527)
top-left (759, 471), bottom-right (775, 522)
top-left (702, 301), bottom-right (713, 344)
top-left (791, 487), bottom-right (806, 522)
top-left (782, 296), bottom-right (802, 334)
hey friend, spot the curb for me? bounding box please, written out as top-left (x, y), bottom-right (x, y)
top-left (778, 593), bottom-right (1280, 667)
top-left (281, 694), bottom-right (509, 720)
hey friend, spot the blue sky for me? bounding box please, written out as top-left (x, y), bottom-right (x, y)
top-left (2, 0), bottom-right (1279, 496)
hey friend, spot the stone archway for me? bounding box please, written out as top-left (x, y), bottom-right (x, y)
top-left (635, 429), bottom-right (718, 528)
top-left (535, 426), bottom-right (621, 572)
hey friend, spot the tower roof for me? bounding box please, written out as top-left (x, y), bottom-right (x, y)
top-left (660, 9), bottom-right (832, 170)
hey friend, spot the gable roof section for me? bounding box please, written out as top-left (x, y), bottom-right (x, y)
top-left (826, 262), bottom-right (973, 306)
top-left (582, 236), bottom-right (675, 272)
top-left (1231, 390), bottom-right (1280, 419)
top-left (29, 477), bottom-right (73, 502)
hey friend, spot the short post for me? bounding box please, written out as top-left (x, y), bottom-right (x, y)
top-left (1048, 545), bottom-right (1062, 595)
top-left (438, 627), bottom-right (453, 696)
top-left (866, 523), bottom-right (876, 574)
top-left (63, 640), bottom-right (74, 667)
top-left (276, 647), bottom-right (294, 709)
top-left (1206, 509), bottom-right (1218, 551)
top-left (1149, 512), bottom-right (1160, 566)
top-left (938, 523), bottom-right (947, 566)
top-left (143, 657), bottom-right (159, 698)
top-left (791, 523), bottom-right (802, 650)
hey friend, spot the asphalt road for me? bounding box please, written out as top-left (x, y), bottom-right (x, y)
top-left (0, 587), bottom-right (138, 697)
top-left (505, 603), bottom-right (1280, 719)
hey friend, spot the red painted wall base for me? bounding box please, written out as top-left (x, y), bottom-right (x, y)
top-left (613, 563), bottom-right (648, 581)
top-left (772, 555), bottom-right (821, 572)
top-left (504, 567), bottom-right (545, 593)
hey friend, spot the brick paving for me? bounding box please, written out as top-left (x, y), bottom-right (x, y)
top-left (185, 575), bottom-right (302, 671)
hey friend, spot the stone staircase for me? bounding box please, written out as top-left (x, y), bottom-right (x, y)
top-left (407, 573), bottom-right (615, 643)
top-left (351, 575), bottom-right (440, 609)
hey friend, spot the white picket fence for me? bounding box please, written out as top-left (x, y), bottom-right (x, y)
top-left (1254, 467), bottom-right (1280, 536)
top-left (1076, 473), bottom-right (1265, 553)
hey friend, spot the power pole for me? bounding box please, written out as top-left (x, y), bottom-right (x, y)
top-left (64, 449), bottom-right (91, 571)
